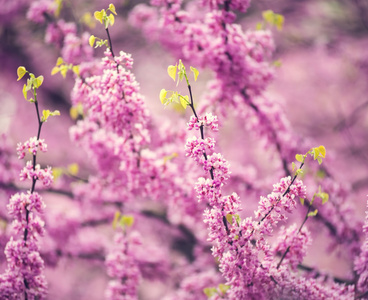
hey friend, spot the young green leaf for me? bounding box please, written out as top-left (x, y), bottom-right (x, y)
top-left (72, 65), bottom-right (80, 76)
top-left (89, 35), bottom-right (96, 47)
top-left (22, 84), bottom-right (28, 100)
top-left (218, 284), bottom-right (230, 295)
top-left (318, 145), bottom-right (326, 158)
top-left (67, 163), bottom-right (79, 176)
top-left (313, 147), bottom-right (320, 160)
top-left (108, 14), bottom-right (115, 27)
top-left (167, 65), bottom-right (177, 82)
top-left (291, 162), bottom-right (296, 172)
top-left (320, 192), bottom-right (329, 204)
top-left (256, 22), bottom-right (264, 30)
top-left (180, 95), bottom-right (189, 109)
top-left (225, 214), bottom-right (233, 225)
top-left (295, 154), bottom-right (304, 163)
top-left (308, 209), bottom-right (318, 217)
top-left (52, 167), bottom-right (63, 180)
top-left (190, 66), bottom-right (199, 81)
top-left (178, 69), bottom-right (185, 83)
top-left (160, 89), bottom-right (168, 105)
top-left (120, 215), bottom-right (134, 227)
top-left (34, 75), bottom-right (44, 88)
top-left (109, 3), bottom-right (117, 15)
top-left (112, 211), bottom-right (121, 229)
top-left (296, 168), bottom-right (304, 176)
top-left (56, 57), bottom-right (64, 66)
top-left (41, 109), bottom-right (60, 122)
top-left (203, 287), bottom-right (217, 298)
top-left (262, 10), bottom-right (284, 31)
top-left (234, 214), bottom-right (241, 226)
top-left (17, 66), bottom-right (27, 81)
top-left (60, 66), bottom-right (68, 78)
top-left (51, 66), bottom-right (60, 75)
top-left (300, 198), bottom-right (305, 205)
top-left (94, 10), bottom-right (104, 24)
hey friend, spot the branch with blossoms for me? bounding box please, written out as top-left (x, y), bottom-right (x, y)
top-left (0, 67), bottom-right (59, 299)
top-left (160, 59), bottom-right (355, 299)
top-left (131, 0), bottom-right (363, 262)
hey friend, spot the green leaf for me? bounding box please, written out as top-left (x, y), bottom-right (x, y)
top-left (171, 92), bottom-right (179, 104)
top-left (275, 14), bottom-right (284, 31)
top-left (89, 35), bottom-right (96, 47)
top-left (108, 14), bottom-right (115, 27)
top-left (180, 95), bottom-right (189, 109)
top-left (60, 66), bottom-right (68, 78)
top-left (262, 10), bottom-right (284, 31)
top-left (72, 65), bottom-right (80, 77)
top-left (67, 163), bottom-right (79, 176)
top-left (17, 66), bottom-right (27, 81)
top-left (273, 59), bottom-right (282, 67)
top-left (308, 209), bottom-right (318, 217)
top-left (234, 214), bottom-right (241, 226)
top-left (313, 148), bottom-right (320, 160)
top-left (41, 109), bottom-right (60, 122)
top-left (120, 215), bottom-right (134, 227)
top-left (295, 154), bottom-right (304, 163)
top-left (52, 167), bottom-right (63, 180)
top-left (291, 162), bottom-right (296, 172)
top-left (203, 287), bottom-right (217, 298)
top-left (318, 145), bottom-right (326, 158)
top-left (22, 84), bottom-right (28, 100)
top-left (178, 59), bottom-right (185, 71)
top-left (109, 3), bottom-right (117, 15)
top-left (320, 192), bottom-right (329, 204)
top-left (112, 211), bottom-right (121, 229)
top-left (300, 198), bottom-right (305, 205)
top-left (160, 89), bottom-right (167, 105)
top-left (55, 0), bottom-right (63, 17)
top-left (56, 57), bottom-right (63, 66)
top-left (317, 157), bottom-right (322, 165)
top-left (225, 214), bottom-right (233, 225)
top-left (167, 65), bottom-right (177, 82)
top-left (190, 66), bottom-right (199, 81)
top-left (42, 110), bottom-right (50, 122)
top-left (218, 284), bottom-right (230, 295)
top-left (178, 70), bottom-right (185, 83)
top-left (296, 168), bottom-right (304, 176)
top-left (51, 66), bottom-right (60, 76)
top-left (34, 75), bottom-right (44, 88)
top-left (256, 22), bottom-right (263, 30)
top-left (94, 10), bottom-right (104, 24)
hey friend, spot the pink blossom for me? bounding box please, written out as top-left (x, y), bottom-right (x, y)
top-left (27, 0), bottom-right (57, 24)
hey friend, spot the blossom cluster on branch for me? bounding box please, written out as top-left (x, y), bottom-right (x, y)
top-left (0, 0), bottom-right (367, 299)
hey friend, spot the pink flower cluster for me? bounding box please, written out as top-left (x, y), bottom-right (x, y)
top-left (355, 199), bottom-right (368, 293)
top-left (0, 191), bottom-right (47, 298)
top-left (105, 232), bottom-right (141, 300)
top-left (187, 113), bottom-right (219, 131)
top-left (273, 224), bottom-right (312, 271)
top-left (27, 0), bottom-right (57, 24)
top-left (183, 95), bottom-right (354, 298)
top-left (19, 161), bottom-right (53, 187)
top-left (255, 176), bottom-right (306, 234)
top-left (16, 137), bottom-right (48, 159)
top-left (185, 136), bottom-right (215, 163)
